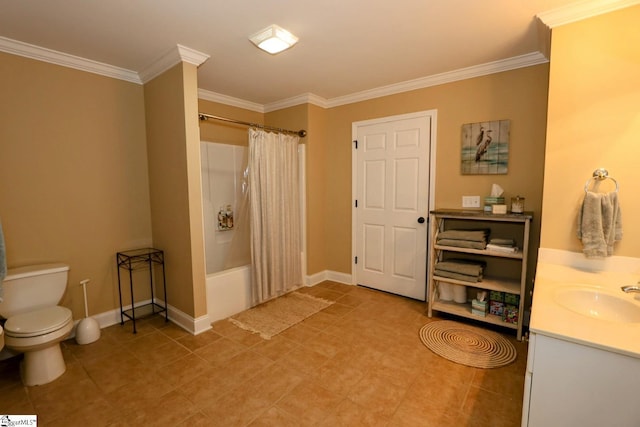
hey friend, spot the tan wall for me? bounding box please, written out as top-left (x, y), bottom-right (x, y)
top-left (184, 65), bottom-right (208, 317)
top-left (326, 65), bottom-right (550, 281)
top-left (305, 104), bottom-right (328, 274)
top-left (144, 62), bottom-right (206, 318)
top-left (541, 5), bottom-right (640, 256)
top-left (198, 101), bottom-right (264, 146)
top-left (193, 66), bottom-right (550, 286)
top-left (0, 52), bottom-right (152, 319)
top-left (0, 47), bottom-right (551, 324)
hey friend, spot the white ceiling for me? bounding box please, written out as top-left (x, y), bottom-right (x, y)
top-left (0, 0), bottom-right (625, 108)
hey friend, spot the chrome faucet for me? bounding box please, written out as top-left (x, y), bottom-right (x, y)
top-left (621, 283), bottom-right (640, 293)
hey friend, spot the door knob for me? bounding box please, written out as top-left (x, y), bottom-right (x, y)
top-left (417, 217), bottom-right (425, 224)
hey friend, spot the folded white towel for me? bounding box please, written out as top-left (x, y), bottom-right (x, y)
top-left (489, 238), bottom-right (515, 247)
top-left (577, 191), bottom-right (622, 258)
top-left (486, 244), bottom-right (519, 254)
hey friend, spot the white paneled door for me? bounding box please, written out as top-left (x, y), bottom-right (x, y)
top-left (352, 112), bottom-right (434, 300)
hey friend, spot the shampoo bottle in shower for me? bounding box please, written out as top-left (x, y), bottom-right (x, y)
top-left (226, 205), bottom-right (234, 229)
top-left (218, 206), bottom-right (226, 230)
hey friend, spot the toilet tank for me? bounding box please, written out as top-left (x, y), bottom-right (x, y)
top-left (0, 263), bottom-right (69, 319)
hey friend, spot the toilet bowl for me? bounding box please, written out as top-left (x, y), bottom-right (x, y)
top-left (4, 306), bottom-right (73, 385)
top-left (0, 264), bottom-right (73, 386)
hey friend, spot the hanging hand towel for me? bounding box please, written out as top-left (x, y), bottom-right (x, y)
top-left (577, 191), bottom-right (622, 258)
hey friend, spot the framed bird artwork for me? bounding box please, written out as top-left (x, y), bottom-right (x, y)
top-left (461, 120), bottom-right (510, 174)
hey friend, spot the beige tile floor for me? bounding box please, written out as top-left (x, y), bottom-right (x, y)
top-left (0, 282), bottom-right (527, 426)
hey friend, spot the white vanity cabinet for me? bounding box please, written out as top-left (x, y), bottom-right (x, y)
top-left (522, 332), bottom-right (640, 427)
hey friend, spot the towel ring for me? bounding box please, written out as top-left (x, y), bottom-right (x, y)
top-left (584, 168), bottom-right (619, 193)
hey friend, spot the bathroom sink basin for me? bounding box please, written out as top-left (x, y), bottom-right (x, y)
top-left (554, 287), bottom-right (640, 323)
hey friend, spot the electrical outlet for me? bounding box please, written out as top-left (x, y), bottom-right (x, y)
top-left (462, 196), bottom-right (481, 208)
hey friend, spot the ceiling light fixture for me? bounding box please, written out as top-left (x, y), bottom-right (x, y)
top-left (249, 24), bottom-right (298, 55)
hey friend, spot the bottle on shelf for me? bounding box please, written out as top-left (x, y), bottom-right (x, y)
top-left (218, 206), bottom-right (226, 230)
top-left (225, 204), bottom-right (234, 229)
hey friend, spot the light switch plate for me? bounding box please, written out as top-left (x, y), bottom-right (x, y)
top-left (462, 196), bottom-right (481, 208)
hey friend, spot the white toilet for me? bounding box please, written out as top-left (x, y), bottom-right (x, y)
top-left (0, 263), bottom-right (73, 386)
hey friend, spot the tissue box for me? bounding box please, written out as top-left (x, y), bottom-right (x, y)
top-left (484, 197), bottom-right (505, 204)
top-left (484, 197), bottom-right (505, 212)
top-left (489, 291), bottom-right (504, 302)
top-left (504, 293), bottom-right (520, 305)
top-left (472, 299), bottom-right (488, 310)
top-left (503, 304), bottom-right (519, 324)
top-left (492, 204), bottom-right (507, 214)
top-left (489, 300), bottom-right (505, 316)
top-left (471, 299), bottom-right (488, 317)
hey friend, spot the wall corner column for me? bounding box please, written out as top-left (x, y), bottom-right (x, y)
top-left (143, 46), bottom-right (209, 328)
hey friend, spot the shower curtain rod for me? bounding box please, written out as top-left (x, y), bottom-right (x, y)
top-left (198, 113), bottom-right (307, 138)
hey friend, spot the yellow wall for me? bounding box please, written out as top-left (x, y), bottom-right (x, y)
top-left (304, 104), bottom-right (329, 274)
top-left (144, 62), bottom-right (207, 318)
top-left (4, 5), bottom-right (636, 326)
top-left (197, 65), bottom-right (550, 283)
top-left (0, 52), bottom-right (152, 318)
top-left (198, 100), bottom-right (264, 146)
top-left (0, 44), bottom-right (550, 325)
top-left (326, 65), bottom-right (550, 281)
top-left (541, 5), bottom-right (640, 256)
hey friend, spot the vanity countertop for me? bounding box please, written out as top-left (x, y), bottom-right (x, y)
top-left (531, 249), bottom-right (640, 358)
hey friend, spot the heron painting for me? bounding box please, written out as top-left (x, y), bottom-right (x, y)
top-left (461, 120), bottom-right (510, 174)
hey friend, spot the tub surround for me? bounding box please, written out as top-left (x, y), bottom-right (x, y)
top-left (531, 248), bottom-right (640, 358)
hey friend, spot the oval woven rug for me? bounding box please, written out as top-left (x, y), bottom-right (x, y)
top-left (419, 320), bottom-right (517, 368)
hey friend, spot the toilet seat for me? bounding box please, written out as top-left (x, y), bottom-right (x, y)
top-left (5, 306), bottom-right (72, 337)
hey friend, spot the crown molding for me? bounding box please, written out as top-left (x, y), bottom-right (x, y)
top-left (198, 89), bottom-right (264, 113)
top-left (264, 52), bottom-right (548, 111)
top-left (537, 0), bottom-right (640, 28)
top-left (0, 36), bottom-right (142, 84)
top-left (0, 34), bottom-right (552, 113)
top-left (264, 93), bottom-right (328, 113)
top-left (176, 44), bottom-right (210, 67)
top-left (326, 52), bottom-right (548, 108)
top-left (0, 36), bottom-right (212, 86)
top-left (204, 52), bottom-right (548, 112)
top-left (139, 44), bottom-right (210, 84)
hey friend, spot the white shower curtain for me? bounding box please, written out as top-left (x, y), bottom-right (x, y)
top-left (248, 128), bottom-right (302, 305)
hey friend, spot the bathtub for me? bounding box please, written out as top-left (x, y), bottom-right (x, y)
top-left (206, 265), bottom-right (252, 323)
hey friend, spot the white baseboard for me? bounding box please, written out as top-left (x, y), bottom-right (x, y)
top-left (65, 270), bottom-right (353, 340)
top-left (68, 298), bottom-right (207, 337)
top-left (163, 300), bottom-right (212, 335)
top-left (305, 270), bottom-right (352, 286)
top-left (325, 270), bottom-right (352, 285)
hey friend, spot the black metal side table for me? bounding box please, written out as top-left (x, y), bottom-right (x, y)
top-left (116, 248), bottom-right (168, 333)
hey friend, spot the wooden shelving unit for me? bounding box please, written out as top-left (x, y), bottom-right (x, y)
top-left (427, 209), bottom-right (532, 340)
